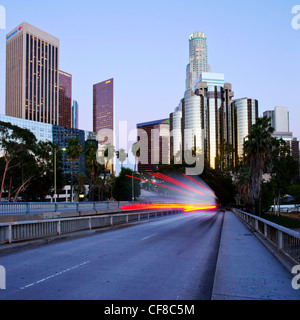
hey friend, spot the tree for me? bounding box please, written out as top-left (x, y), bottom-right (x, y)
top-left (200, 166), bottom-right (236, 207)
top-left (244, 116), bottom-right (274, 215)
top-left (131, 142), bottom-right (141, 172)
top-left (113, 167), bottom-right (140, 201)
top-left (262, 138), bottom-right (299, 214)
top-left (0, 121), bottom-right (65, 202)
top-left (98, 142), bottom-right (115, 200)
top-left (0, 121), bottom-right (37, 201)
top-left (84, 141), bottom-right (101, 201)
top-left (116, 148), bottom-right (128, 168)
top-left (66, 137), bottom-right (82, 202)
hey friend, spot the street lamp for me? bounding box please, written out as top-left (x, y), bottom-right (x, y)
top-left (54, 147), bottom-right (66, 203)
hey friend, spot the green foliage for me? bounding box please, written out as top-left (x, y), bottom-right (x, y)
top-left (0, 121), bottom-right (65, 201)
top-left (113, 167), bottom-right (140, 201)
top-left (200, 166), bottom-right (236, 207)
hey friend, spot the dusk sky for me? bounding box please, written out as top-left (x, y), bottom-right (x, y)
top-left (0, 0), bottom-right (300, 153)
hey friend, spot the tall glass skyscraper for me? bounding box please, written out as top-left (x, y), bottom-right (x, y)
top-left (93, 78), bottom-right (115, 174)
top-left (59, 70), bottom-right (72, 128)
top-left (170, 72), bottom-right (235, 169)
top-left (185, 32), bottom-right (210, 93)
top-left (6, 22), bottom-right (59, 125)
top-left (93, 78), bottom-right (114, 143)
top-left (72, 100), bottom-right (79, 129)
top-left (231, 98), bottom-right (258, 161)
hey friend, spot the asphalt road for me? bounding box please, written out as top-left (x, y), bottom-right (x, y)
top-left (0, 210), bottom-right (224, 300)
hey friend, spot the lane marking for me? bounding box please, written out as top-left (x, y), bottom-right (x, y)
top-left (141, 233), bottom-right (157, 241)
top-left (20, 260), bottom-right (90, 290)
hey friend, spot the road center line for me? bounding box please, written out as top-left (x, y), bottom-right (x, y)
top-left (20, 260), bottom-right (90, 290)
top-left (141, 233), bottom-right (157, 241)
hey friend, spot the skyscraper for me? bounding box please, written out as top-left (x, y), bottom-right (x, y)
top-left (72, 100), bottom-right (79, 129)
top-left (59, 70), bottom-right (72, 128)
top-left (137, 119), bottom-right (170, 172)
top-left (93, 78), bottom-right (114, 141)
top-left (263, 107), bottom-right (299, 162)
top-left (263, 107), bottom-right (289, 133)
top-left (231, 98), bottom-right (258, 160)
top-left (185, 32), bottom-right (210, 93)
top-left (6, 22), bottom-right (59, 125)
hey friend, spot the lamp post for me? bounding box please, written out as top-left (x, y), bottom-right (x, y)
top-left (54, 147), bottom-right (66, 203)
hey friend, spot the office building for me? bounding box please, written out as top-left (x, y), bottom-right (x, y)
top-left (72, 100), bottom-right (79, 129)
top-left (59, 70), bottom-right (72, 128)
top-left (169, 101), bottom-right (183, 163)
top-left (0, 114), bottom-right (96, 178)
top-left (171, 73), bottom-right (234, 169)
top-left (263, 107), bottom-right (299, 162)
top-left (6, 22), bottom-right (59, 125)
top-left (137, 119), bottom-right (170, 172)
top-left (263, 106), bottom-right (289, 133)
top-left (185, 32), bottom-right (211, 93)
top-left (93, 78), bottom-right (114, 139)
top-left (231, 98), bottom-right (258, 160)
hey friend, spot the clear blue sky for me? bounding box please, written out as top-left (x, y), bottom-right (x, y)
top-left (0, 0), bottom-right (300, 146)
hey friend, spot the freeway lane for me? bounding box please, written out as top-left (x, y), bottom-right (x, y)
top-left (0, 210), bottom-right (224, 300)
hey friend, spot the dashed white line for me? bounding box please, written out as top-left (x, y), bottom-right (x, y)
top-left (141, 233), bottom-right (157, 241)
top-left (20, 260), bottom-right (90, 290)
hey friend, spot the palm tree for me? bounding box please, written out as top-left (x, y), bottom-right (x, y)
top-left (116, 148), bottom-right (128, 168)
top-left (84, 141), bottom-right (101, 201)
top-left (66, 137), bottom-right (82, 202)
top-left (131, 142), bottom-right (141, 172)
top-left (244, 116), bottom-right (274, 215)
top-left (100, 142), bottom-right (115, 200)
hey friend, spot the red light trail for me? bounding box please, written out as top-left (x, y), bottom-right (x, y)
top-left (182, 174), bottom-right (216, 197)
top-left (125, 175), bottom-right (195, 196)
top-left (121, 203), bottom-right (217, 212)
top-left (149, 172), bottom-right (206, 196)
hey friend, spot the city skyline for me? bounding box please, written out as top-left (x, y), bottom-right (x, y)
top-left (0, 0), bottom-right (299, 146)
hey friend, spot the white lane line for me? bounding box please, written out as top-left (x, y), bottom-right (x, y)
top-left (20, 260), bottom-right (90, 290)
top-left (141, 233), bottom-right (157, 241)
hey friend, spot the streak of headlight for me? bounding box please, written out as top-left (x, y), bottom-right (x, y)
top-left (121, 203), bottom-right (217, 212)
top-left (125, 175), bottom-right (194, 196)
top-left (182, 174), bottom-right (216, 197)
top-left (150, 173), bottom-right (205, 196)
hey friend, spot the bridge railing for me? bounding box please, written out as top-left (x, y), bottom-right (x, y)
top-left (0, 201), bottom-right (140, 215)
top-left (0, 209), bottom-right (183, 244)
top-left (232, 208), bottom-right (300, 264)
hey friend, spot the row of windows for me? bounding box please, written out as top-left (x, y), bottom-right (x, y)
top-left (25, 33), bottom-right (58, 124)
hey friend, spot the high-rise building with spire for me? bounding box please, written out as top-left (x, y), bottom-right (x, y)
top-left (185, 32), bottom-right (210, 93)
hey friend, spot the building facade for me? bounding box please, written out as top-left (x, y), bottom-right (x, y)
top-left (0, 114), bottom-right (96, 178)
top-left (169, 101), bottom-right (183, 163)
top-left (231, 98), bottom-right (258, 161)
top-left (263, 106), bottom-right (289, 133)
top-left (72, 100), bottom-right (79, 129)
top-left (6, 22), bottom-right (59, 125)
top-left (93, 78), bottom-right (114, 141)
top-left (185, 32), bottom-right (210, 93)
top-left (59, 70), bottom-right (72, 128)
top-left (263, 107), bottom-right (299, 162)
top-left (137, 119), bottom-right (170, 172)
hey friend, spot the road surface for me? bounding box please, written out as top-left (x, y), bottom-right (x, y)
top-left (0, 210), bottom-right (224, 300)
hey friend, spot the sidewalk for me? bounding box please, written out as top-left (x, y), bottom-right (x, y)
top-left (212, 210), bottom-right (300, 300)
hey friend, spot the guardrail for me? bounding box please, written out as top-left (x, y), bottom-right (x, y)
top-left (232, 208), bottom-right (300, 264)
top-left (0, 201), bottom-right (137, 215)
top-left (0, 209), bottom-right (183, 244)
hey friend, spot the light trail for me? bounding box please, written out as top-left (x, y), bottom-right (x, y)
top-left (149, 173), bottom-right (206, 196)
top-left (125, 175), bottom-right (194, 196)
top-left (182, 174), bottom-right (216, 197)
top-left (121, 203), bottom-right (217, 212)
